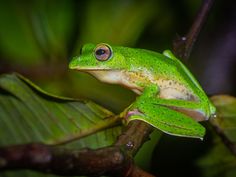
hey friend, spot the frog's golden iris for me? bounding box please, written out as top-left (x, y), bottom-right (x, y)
top-left (94, 44), bottom-right (112, 61)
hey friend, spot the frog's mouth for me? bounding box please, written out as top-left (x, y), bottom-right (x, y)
top-left (69, 63), bottom-right (113, 71)
top-left (73, 68), bottom-right (112, 71)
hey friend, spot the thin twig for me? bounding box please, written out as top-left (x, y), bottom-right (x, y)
top-left (173, 0), bottom-right (215, 60)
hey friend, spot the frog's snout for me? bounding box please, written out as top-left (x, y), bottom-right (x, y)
top-left (69, 56), bottom-right (80, 69)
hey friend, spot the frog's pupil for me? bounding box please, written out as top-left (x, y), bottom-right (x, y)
top-left (96, 49), bottom-right (105, 56)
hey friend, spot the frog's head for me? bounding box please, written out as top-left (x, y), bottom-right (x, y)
top-left (69, 43), bottom-right (130, 71)
top-left (69, 43), bottom-right (136, 86)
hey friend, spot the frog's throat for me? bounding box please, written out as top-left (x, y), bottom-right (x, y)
top-left (87, 70), bottom-right (143, 94)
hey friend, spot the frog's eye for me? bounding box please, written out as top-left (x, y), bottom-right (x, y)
top-left (94, 44), bottom-right (112, 61)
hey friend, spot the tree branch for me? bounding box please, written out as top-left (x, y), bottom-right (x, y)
top-left (0, 120), bottom-right (155, 177)
top-left (115, 120), bottom-right (154, 156)
top-left (173, 0), bottom-right (215, 60)
top-left (0, 144), bottom-right (130, 176)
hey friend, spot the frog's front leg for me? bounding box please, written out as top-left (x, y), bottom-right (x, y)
top-left (123, 85), bottom-right (205, 139)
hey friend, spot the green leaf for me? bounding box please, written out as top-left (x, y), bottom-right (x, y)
top-left (0, 73), bottom-right (122, 176)
top-left (210, 95), bottom-right (236, 143)
top-left (197, 95), bottom-right (236, 177)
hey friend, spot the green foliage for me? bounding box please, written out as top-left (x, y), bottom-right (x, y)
top-left (0, 0), bottom-right (74, 64)
top-left (0, 73), bottom-right (122, 176)
top-left (211, 95), bottom-right (236, 143)
top-left (0, 73), bottom-right (121, 147)
top-left (76, 0), bottom-right (156, 48)
top-left (197, 95), bottom-right (236, 177)
top-left (198, 138), bottom-right (236, 177)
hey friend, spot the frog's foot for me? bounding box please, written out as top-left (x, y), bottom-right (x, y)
top-left (125, 109), bottom-right (142, 120)
top-left (126, 100), bottom-right (205, 139)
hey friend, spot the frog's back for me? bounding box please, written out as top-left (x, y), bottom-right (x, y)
top-left (117, 47), bottom-right (205, 101)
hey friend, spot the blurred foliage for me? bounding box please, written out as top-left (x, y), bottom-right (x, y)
top-left (0, 0), bottom-right (236, 177)
top-left (0, 1), bottom-right (74, 64)
top-left (197, 95), bottom-right (236, 177)
top-left (76, 0), bottom-right (156, 48)
top-left (211, 95), bottom-right (236, 143)
top-left (198, 136), bottom-right (236, 177)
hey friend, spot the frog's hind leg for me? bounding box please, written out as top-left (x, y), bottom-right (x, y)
top-left (124, 84), bottom-right (205, 138)
top-left (134, 84), bottom-right (209, 121)
top-left (127, 100), bottom-right (205, 139)
top-left (149, 98), bottom-right (209, 121)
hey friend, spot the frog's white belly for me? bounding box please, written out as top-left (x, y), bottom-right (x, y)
top-left (87, 70), bottom-right (206, 121)
top-left (88, 70), bottom-right (143, 94)
top-left (156, 79), bottom-right (197, 101)
top-left (88, 70), bottom-right (197, 101)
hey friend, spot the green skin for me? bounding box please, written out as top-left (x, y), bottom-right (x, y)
top-left (69, 43), bottom-right (216, 139)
